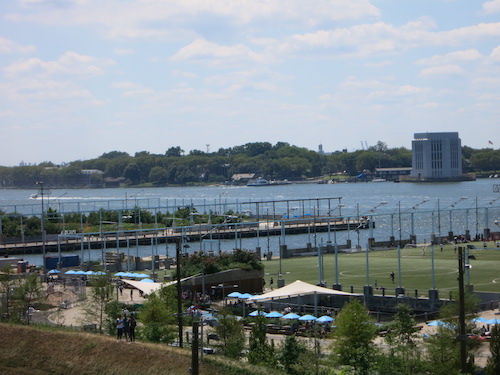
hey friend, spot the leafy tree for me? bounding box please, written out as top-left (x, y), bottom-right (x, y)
top-left (149, 166), bottom-right (168, 185)
top-left (425, 291), bottom-right (481, 374)
top-left (138, 286), bottom-right (177, 343)
top-left (215, 309), bottom-right (245, 358)
top-left (100, 151), bottom-right (130, 159)
top-left (165, 146), bottom-right (184, 157)
top-left (277, 335), bottom-right (306, 374)
top-left (0, 266), bottom-right (18, 321)
top-left (14, 273), bottom-right (44, 324)
top-left (248, 314), bottom-right (276, 366)
top-left (381, 303), bottom-right (426, 374)
top-left (83, 273), bottom-right (115, 333)
top-left (486, 324), bottom-right (500, 375)
top-left (123, 163), bottom-right (141, 184)
top-left (331, 299), bottom-right (377, 375)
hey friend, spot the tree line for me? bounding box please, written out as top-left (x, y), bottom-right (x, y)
top-left (0, 142), bottom-right (498, 188)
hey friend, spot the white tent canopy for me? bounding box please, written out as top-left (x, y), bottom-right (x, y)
top-left (248, 280), bottom-right (360, 302)
top-left (121, 279), bottom-right (173, 295)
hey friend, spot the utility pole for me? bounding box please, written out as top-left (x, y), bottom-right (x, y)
top-left (191, 321), bottom-right (199, 375)
top-left (458, 246), bottom-right (467, 373)
top-left (176, 239), bottom-right (183, 348)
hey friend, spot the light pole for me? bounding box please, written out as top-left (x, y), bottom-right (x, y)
top-left (447, 197), bottom-right (467, 238)
top-left (35, 182), bottom-right (46, 271)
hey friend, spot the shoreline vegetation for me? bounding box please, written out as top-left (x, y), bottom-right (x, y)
top-left (0, 141), bottom-right (497, 188)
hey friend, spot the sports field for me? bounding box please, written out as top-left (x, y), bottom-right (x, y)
top-left (262, 242), bottom-right (500, 296)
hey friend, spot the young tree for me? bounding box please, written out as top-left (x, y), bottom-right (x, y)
top-left (138, 286), bottom-right (177, 343)
top-left (486, 324), bottom-right (500, 375)
top-left (0, 266), bottom-right (19, 321)
top-left (381, 303), bottom-right (427, 374)
top-left (215, 309), bottom-right (245, 359)
top-left (14, 273), bottom-right (44, 324)
top-left (82, 273), bottom-right (114, 333)
top-left (248, 314), bottom-right (276, 367)
top-left (425, 291), bottom-right (481, 375)
top-left (331, 299), bottom-right (377, 375)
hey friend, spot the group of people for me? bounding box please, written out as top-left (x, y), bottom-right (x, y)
top-left (116, 309), bottom-right (137, 343)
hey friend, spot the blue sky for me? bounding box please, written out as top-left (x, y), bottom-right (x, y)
top-left (1, 0), bottom-right (499, 166)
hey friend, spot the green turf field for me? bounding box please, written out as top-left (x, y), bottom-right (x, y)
top-left (262, 242), bottom-right (500, 296)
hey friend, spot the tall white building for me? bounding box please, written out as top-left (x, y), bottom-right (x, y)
top-left (411, 132), bottom-right (462, 179)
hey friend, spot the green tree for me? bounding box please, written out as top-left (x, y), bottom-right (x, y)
top-left (277, 335), bottom-right (306, 374)
top-left (123, 163), bottom-right (141, 184)
top-left (486, 324), bottom-right (500, 375)
top-left (0, 266), bottom-right (18, 321)
top-left (14, 273), bottom-right (43, 324)
top-left (83, 273), bottom-right (115, 333)
top-left (331, 299), bottom-right (377, 375)
top-left (381, 303), bottom-right (426, 374)
top-left (248, 314), bottom-right (276, 366)
top-left (149, 166), bottom-right (168, 185)
top-left (138, 286), bottom-right (177, 343)
top-left (215, 309), bottom-right (245, 358)
top-left (425, 291), bottom-right (481, 374)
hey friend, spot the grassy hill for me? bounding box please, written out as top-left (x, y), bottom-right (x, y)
top-left (0, 323), bottom-right (282, 375)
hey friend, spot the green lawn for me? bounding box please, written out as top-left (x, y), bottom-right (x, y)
top-left (262, 242), bottom-right (500, 296)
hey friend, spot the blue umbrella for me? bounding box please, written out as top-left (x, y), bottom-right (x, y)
top-left (140, 278), bottom-right (155, 283)
top-left (472, 317), bottom-right (490, 323)
top-left (249, 310), bottom-right (266, 317)
top-left (239, 293), bottom-right (254, 299)
top-left (65, 270), bottom-right (78, 275)
top-left (316, 315), bottom-right (334, 323)
top-left (282, 312), bottom-right (301, 320)
top-left (47, 269), bottom-right (60, 274)
top-left (227, 292), bottom-right (242, 298)
top-left (266, 311), bottom-right (284, 318)
top-left (75, 270), bottom-right (86, 275)
top-left (133, 273), bottom-right (149, 278)
top-left (428, 320), bottom-right (454, 328)
top-left (299, 314), bottom-right (317, 321)
top-left (84, 270), bottom-right (95, 275)
top-left (94, 271), bottom-right (106, 275)
top-left (486, 319), bottom-right (500, 325)
top-left (114, 272), bottom-right (126, 277)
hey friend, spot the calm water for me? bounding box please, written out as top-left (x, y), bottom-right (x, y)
top-left (1, 179), bottom-right (499, 266)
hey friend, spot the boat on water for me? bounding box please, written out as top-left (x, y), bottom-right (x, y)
top-left (29, 194), bottom-right (39, 199)
top-left (247, 178), bottom-right (270, 186)
top-left (247, 178), bottom-right (291, 187)
top-left (371, 178), bottom-right (387, 182)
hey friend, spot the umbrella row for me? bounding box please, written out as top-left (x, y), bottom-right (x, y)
top-left (48, 269), bottom-right (106, 276)
top-left (428, 317), bottom-right (500, 327)
top-left (248, 310), bottom-right (333, 323)
top-left (47, 270), bottom-right (151, 278)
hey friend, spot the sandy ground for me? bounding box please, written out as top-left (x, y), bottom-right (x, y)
top-left (45, 284), bottom-right (146, 327)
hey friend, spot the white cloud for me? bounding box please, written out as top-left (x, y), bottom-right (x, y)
top-left (7, 0), bottom-right (380, 39)
top-left (419, 64), bottom-right (465, 78)
top-left (113, 48), bottom-right (135, 56)
top-left (171, 39), bottom-right (267, 66)
top-left (3, 51), bottom-right (115, 78)
top-left (416, 49), bottom-right (483, 65)
top-left (0, 37), bottom-right (35, 54)
top-left (482, 0), bottom-right (500, 14)
top-left (490, 46), bottom-right (500, 62)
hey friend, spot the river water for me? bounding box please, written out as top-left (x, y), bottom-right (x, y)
top-left (1, 179), bottom-right (499, 266)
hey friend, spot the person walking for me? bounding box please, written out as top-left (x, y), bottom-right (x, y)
top-left (116, 316), bottom-right (124, 342)
top-left (390, 271), bottom-right (395, 284)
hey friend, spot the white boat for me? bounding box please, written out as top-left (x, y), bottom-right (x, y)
top-left (29, 193), bottom-right (39, 199)
top-left (247, 178), bottom-right (269, 186)
top-left (371, 178), bottom-right (387, 182)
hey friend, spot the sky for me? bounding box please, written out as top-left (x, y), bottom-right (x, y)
top-left (1, 0), bottom-right (500, 166)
